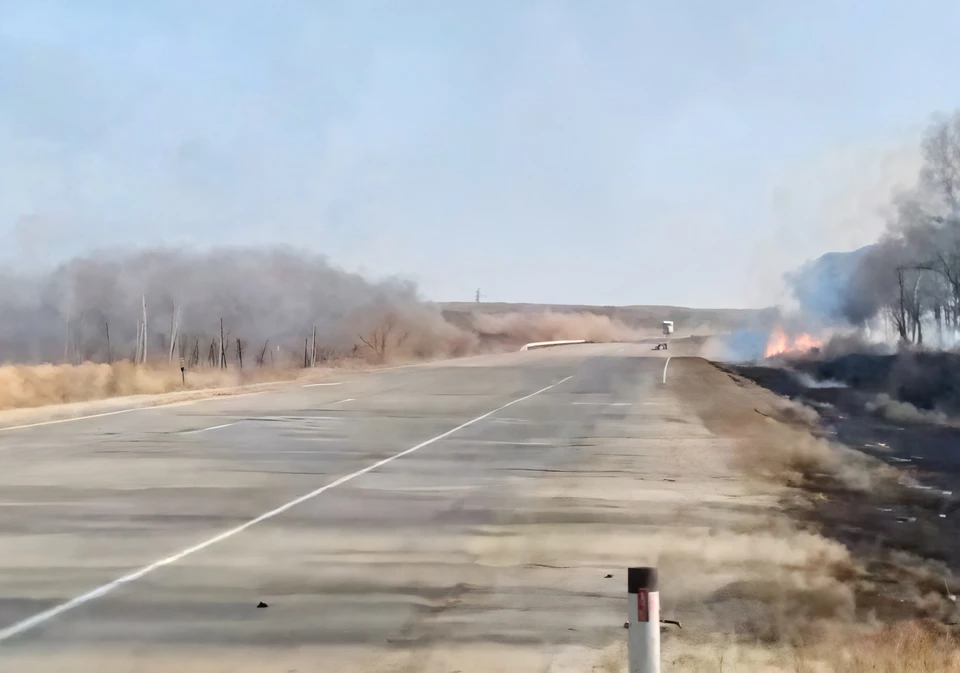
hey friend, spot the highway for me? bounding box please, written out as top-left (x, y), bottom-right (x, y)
top-left (0, 342), bottom-right (740, 672)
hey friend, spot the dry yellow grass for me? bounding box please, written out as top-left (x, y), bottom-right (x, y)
top-left (661, 621), bottom-right (960, 672)
top-left (0, 361), bottom-right (311, 410)
top-left (655, 360), bottom-right (960, 673)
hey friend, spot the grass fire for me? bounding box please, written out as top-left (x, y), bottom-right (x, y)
top-left (765, 326), bottom-right (823, 358)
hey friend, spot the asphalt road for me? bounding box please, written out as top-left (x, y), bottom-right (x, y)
top-left (0, 342), bottom-right (697, 672)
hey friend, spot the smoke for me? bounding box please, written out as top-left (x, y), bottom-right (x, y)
top-left (784, 111), bottom-right (960, 347)
top-left (0, 245), bottom-right (655, 373)
top-left (468, 310), bottom-right (643, 346)
top-left (865, 393), bottom-right (948, 425)
top-left (0, 246), bottom-right (422, 364)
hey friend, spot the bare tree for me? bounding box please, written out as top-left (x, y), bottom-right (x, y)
top-left (257, 340), bottom-right (269, 367)
top-left (141, 295), bottom-right (148, 364)
top-left (168, 304), bottom-right (181, 364)
top-left (357, 311), bottom-right (408, 362)
top-left (891, 266), bottom-right (910, 343)
top-left (920, 112), bottom-right (960, 213)
top-left (219, 318), bottom-right (227, 369)
top-left (236, 338), bottom-right (245, 369)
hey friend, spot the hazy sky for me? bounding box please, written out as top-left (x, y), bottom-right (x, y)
top-left (2, 1), bottom-right (960, 307)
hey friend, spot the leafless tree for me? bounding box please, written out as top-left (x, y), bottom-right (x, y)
top-left (168, 303), bottom-right (181, 364)
top-left (357, 311), bottom-right (408, 362)
top-left (236, 338), bottom-right (245, 369)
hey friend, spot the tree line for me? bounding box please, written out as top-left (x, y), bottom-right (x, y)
top-left (841, 111), bottom-right (960, 345)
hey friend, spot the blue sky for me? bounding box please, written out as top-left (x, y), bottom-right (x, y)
top-left (2, 1), bottom-right (959, 307)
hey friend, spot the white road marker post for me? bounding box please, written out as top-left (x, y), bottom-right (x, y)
top-left (628, 567), bottom-right (661, 673)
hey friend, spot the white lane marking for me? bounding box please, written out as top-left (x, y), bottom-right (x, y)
top-left (375, 485), bottom-right (477, 493)
top-left (226, 448), bottom-right (335, 454)
top-left (0, 407), bottom-right (142, 433)
top-left (471, 440), bottom-right (552, 446)
top-left (330, 398), bottom-right (355, 405)
top-left (369, 362), bottom-right (429, 372)
top-left (302, 382), bottom-right (343, 388)
top-left (0, 374), bottom-right (574, 643)
top-left (662, 357), bottom-right (672, 384)
top-left (182, 422), bottom-right (237, 434)
top-left (0, 389), bottom-right (275, 435)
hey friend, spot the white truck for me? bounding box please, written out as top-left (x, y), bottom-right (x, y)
top-left (655, 321), bottom-right (674, 350)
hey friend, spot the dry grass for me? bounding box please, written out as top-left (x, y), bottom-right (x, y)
top-left (655, 359), bottom-right (960, 673)
top-left (0, 361), bottom-right (312, 410)
top-left (0, 310), bottom-right (647, 411)
top-left (663, 621), bottom-right (960, 672)
top-left (468, 311), bottom-right (647, 344)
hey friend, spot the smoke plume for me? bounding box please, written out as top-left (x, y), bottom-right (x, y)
top-left (0, 247), bottom-right (421, 364)
top-left (786, 111), bottom-right (960, 347)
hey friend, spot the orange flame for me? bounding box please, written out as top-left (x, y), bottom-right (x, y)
top-left (764, 327), bottom-right (822, 358)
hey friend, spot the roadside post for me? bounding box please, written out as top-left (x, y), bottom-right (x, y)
top-left (628, 567), bottom-right (660, 673)
top-left (180, 357), bottom-right (185, 386)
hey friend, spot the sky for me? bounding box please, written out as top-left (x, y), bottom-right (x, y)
top-left (2, 1), bottom-right (960, 308)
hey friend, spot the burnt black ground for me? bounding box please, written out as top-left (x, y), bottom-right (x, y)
top-left (724, 359), bottom-right (960, 615)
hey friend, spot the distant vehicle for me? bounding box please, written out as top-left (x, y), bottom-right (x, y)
top-left (655, 321), bottom-right (674, 350)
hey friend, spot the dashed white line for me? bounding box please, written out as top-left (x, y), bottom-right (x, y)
top-left (182, 422), bottom-right (237, 434)
top-left (330, 398), bottom-right (355, 405)
top-left (662, 357), bottom-right (672, 384)
top-left (0, 374), bottom-right (574, 643)
top-left (302, 382), bottom-right (343, 388)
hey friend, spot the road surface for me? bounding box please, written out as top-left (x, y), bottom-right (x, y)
top-left (0, 342), bottom-right (752, 672)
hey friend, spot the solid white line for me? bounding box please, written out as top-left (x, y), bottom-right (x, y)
top-left (182, 422), bottom-right (237, 434)
top-left (302, 382), bottom-right (343, 388)
top-left (662, 357), bottom-right (672, 384)
top-left (0, 375), bottom-right (573, 643)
